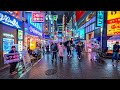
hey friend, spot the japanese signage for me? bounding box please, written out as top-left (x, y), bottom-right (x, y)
top-left (29, 26), bottom-right (42, 37)
top-left (3, 33), bottom-right (14, 38)
top-left (0, 11), bottom-right (22, 29)
top-left (96, 11), bottom-right (104, 27)
top-left (53, 15), bottom-right (58, 21)
top-left (32, 11), bottom-right (45, 22)
top-left (18, 30), bottom-right (23, 40)
top-left (4, 52), bottom-right (20, 64)
top-left (107, 11), bottom-right (120, 36)
top-left (18, 30), bottom-right (23, 52)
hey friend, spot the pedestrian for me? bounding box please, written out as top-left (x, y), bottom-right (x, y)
top-left (76, 42), bottom-right (82, 60)
top-left (90, 43), bottom-right (97, 61)
top-left (51, 42), bottom-right (58, 61)
top-left (67, 41), bottom-right (72, 57)
top-left (112, 42), bottom-right (120, 64)
top-left (9, 46), bottom-right (18, 76)
top-left (58, 42), bottom-right (65, 62)
top-left (46, 44), bottom-right (49, 53)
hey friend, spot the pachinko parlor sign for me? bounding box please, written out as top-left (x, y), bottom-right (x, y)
top-left (0, 11), bottom-right (22, 29)
top-left (29, 26), bottom-right (42, 37)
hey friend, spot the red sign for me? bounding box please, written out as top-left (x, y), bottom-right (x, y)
top-left (32, 11), bottom-right (44, 22)
top-left (107, 17), bottom-right (120, 24)
top-left (76, 11), bottom-right (85, 22)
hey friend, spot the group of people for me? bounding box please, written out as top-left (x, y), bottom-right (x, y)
top-left (49, 41), bottom-right (84, 62)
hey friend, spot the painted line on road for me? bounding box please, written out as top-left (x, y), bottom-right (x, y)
top-left (18, 57), bottom-right (43, 79)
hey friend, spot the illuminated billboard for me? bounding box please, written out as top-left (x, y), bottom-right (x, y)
top-left (107, 11), bottom-right (120, 36)
top-left (79, 29), bottom-right (85, 39)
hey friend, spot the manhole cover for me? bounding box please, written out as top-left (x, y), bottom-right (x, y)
top-left (45, 69), bottom-right (57, 75)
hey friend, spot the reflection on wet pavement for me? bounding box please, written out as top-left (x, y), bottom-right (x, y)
top-left (20, 50), bottom-right (120, 79)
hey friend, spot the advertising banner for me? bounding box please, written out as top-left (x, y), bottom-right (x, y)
top-left (4, 52), bottom-right (20, 64)
top-left (22, 50), bottom-right (32, 69)
top-left (32, 11), bottom-right (45, 23)
top-left (107, 11), bottom-right (120, 36)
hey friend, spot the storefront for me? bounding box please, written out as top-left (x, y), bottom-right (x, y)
top-left (0, 11), bottom-right (22, 67)
top-left (78, 11), bottom-right (104, 52)
top-left (107, 11), bottom-right (120, 54)
top-left (24, 12), bottom-right (43, 51)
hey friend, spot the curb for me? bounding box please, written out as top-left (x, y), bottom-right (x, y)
top-left (18, 57), bottom-right (43, 79)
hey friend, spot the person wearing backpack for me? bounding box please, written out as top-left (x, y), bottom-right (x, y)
top-left (112, 42), bottom-right (120, 64)
top-left (51, 42), bottom-right (58, 61)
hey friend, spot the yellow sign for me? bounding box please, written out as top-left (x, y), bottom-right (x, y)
top-left (107, 11), bottom-right (120, 36)
top-left (30, 38), bottom-right (36, 50)
top-left (108, 11), bottom-right (120, 20)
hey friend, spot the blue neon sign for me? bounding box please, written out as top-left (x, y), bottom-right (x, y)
top-left (27, 12), bottom-right (42, 31)
top-left (96, 11), bottom-right (104, 27)
top-left (0, 11), bottom-right (22, 29)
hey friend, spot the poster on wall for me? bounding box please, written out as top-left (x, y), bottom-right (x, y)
top-left (4, 52), bottom-right (20, 64)
top-left (107, 11), bottom-right (120, 36)
top-left (3, 38), bottom-right (14, 56)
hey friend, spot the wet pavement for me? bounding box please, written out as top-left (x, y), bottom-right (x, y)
top-left (20, 50), bottom-right (120, 79)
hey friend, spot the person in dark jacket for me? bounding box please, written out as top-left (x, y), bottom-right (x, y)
top-left (112, 42), bottom-right (120, 63)
top-left (51, 42), bottom-right (58, 61)
top-left (66, 41), bottom-right (72, 57)
top-left (9, 46), bottom-right (18, 75)
top-left (76, 42), bottom-right (82, 60)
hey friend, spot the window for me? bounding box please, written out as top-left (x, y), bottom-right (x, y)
top-left (92, 23), bottom-right (95, 30)
top-left (87, 26), bottom-right (89, 33)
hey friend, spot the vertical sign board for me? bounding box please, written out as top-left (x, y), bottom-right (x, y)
top-left (96, 11), bottom-right (104, 27)
top-left (18, 30), bottom-right (23, 59)
top-left (53, 15), bottom-right (58, 21)
top-left (32, 11), bottom-right (45, 23)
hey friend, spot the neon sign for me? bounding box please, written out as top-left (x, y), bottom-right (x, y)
top-left (0, 11), bottom-right (22, 29)
top-left (32, 11), bottom-right (45, 22)
top-left (29, 26), bottom-right (42, 37)
top-left (96, 11), bottom-right (104, 27)
top-left (3, 33), bottom-right (14, 38)
top-left (29, 17), bottom-right (42, 31)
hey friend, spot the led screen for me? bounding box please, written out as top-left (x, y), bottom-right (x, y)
top-left (79, 28), bottom-right (85, 39)
top-left (3, 38), bottom-right (14, 55)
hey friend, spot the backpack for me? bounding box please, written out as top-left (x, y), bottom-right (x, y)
top-left (51, 44), bottom-right (56, 51)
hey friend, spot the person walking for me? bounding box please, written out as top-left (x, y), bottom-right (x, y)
top-left (58, 42), bottom-right (65, 62)
top-left (112, 42), bottom-right (120, 64)
top-left (67, 41), bottom-right (72, 57)
top-left (76, 42), bottom-right (82, 60)
top-left (9, 46), bottom-right (18, 76)
top-left (51, 42), bottom-right (58, 61)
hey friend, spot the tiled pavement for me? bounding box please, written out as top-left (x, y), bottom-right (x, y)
top-left (20, 50), bottom-right (120, 79)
